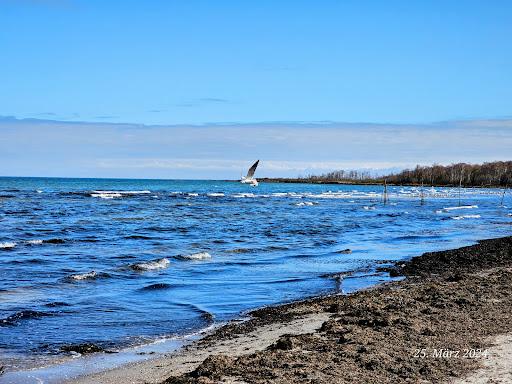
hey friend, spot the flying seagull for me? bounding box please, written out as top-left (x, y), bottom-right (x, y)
top-left (241, 160), bottom-right (259, 187)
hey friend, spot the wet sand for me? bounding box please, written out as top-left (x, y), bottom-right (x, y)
top-left (69, 236), bottom-right (512, 384)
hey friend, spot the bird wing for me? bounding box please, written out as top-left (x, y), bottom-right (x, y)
top-left (246, 160), bottom-right (259, 178)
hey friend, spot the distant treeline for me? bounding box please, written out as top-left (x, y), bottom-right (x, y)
top-left (292, 161), bottom-right (512, 187)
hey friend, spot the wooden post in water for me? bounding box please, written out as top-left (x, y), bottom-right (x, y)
top-left (501, 185), bottom-right (508, 207)
top-left (420, 180), bottom-right (425, 206)
top-left (458, 170), bottom-right (464, 207)
top-left (383, 179), bottom-right (388, 205)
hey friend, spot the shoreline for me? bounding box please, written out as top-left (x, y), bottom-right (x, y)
top-left (229, 178), bottom-right (507, 189)
top-left (57, 235), bottom-right (512, 383)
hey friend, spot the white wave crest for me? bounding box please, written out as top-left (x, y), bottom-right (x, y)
top-left (176, 252), bottom-right (212, 260)
top-left (27, 240), bottom-right (43, 245)
top-left (94, 190), bottom-right (151, 195)
top-left (442, 205), bottom-right (478, 211)
top-left (91, 190), bottom-right (151, 199)
top-left (451, 214), bottom-right (481, 220)
top-left (0, 242), bottom-right (16, 249)
top-left (207, 193), bottom-right (225, 197)
top-left (295, 201), bottom-right (315, 207)
top-left (363, 206), bottom-right (376, 210)
top-left (91, 193), bottom-right (122, 199)
top-left (70, 271), bottom-right (97, 280)
top-left (233, 193), bottom-right (255, 198)
top-left (132, 258), bottom-right (170, 271)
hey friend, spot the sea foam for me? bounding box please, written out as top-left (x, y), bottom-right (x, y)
top-left (90, 192), bottom-right (122, 199)
top-left (295, 202), bottom-right (315, 207)
top-left (452, 214), bottom-right (481, 220)
top-left (131, 258), bottom-right (170, 271)
top-left (91, 190), bottom-right (151, 199)
top-left (0, 242), bottom-right (16, 249)
top-left (70, 271), bottom-right (98, 280)
top-left (442, 205), bottom-right (478, 211)
top-left (175, 252), bottom-right (212, 260)
top-left (27, 240), bottom-right (43, 245)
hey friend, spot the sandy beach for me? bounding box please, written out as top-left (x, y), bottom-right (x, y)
top-left (61, 236), bottom-right (512, 384)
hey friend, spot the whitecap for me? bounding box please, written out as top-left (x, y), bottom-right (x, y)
top-left (90, 193), bottom-right (122, 199)
top-left (0, 242), bottom-right (16, 249)
top-left (207, 193), bottom-right (224, 197)
top-left (295, 201), bottom-right (315, 207)
top-left (36, 190), bottom-right (43, 193)
top-left (70, 271), bottom-right (97, 280)
top-left (93, 190), bottom-right (151, 195)
top-left (442, 205), bottom-right (478, 211)
top-left (187, 193), bottom-right (199, 197)
top-left (91, 190), bottom-right (151, 199)
top-left (27, 240), bottom-right (43, 245)
top-left (363, 206), bottom-right (376, 210)
top-left (452, 214), bottom-right (481, 220)
top-left (132, 258), bottom-right (170, 271)
top-left (175, 252), bottom-right (212, 261)
top-left (233, 193), bottom-right (255, 198)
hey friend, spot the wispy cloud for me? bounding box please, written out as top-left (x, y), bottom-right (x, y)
top-left (94, 115), bottom-right (120, 119)
top-left (1, 116), bottom-right (511, 178)
top-left (97, 158), bottom-right (403, 173)
top-left (31, 112), bottom-right (57, 117)
top-left (175, 97), bottom-right (232, 108)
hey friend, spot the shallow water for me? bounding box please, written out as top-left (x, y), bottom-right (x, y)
top-left (1, 177), bottom-right (511, 371)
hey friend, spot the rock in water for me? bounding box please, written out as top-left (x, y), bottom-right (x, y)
top-left (60, 343), bottom-right (105, 354)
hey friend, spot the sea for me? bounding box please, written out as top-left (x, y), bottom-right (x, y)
top-left (0, 177), bottom-right (511, 379)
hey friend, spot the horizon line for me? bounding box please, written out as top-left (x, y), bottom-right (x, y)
top-left (1, 159), bottom-right (511, 181)
top-left (2, 114), bottom-right (512, 129)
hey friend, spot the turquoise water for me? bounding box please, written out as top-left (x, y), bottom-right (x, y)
top-left (0, 177), bottom-right (511, 371)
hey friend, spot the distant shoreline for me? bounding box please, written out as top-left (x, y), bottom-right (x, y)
top-left (228, 178), bottom-right (507, 189)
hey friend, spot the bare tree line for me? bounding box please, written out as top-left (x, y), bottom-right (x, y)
top-left (301, 161), bottom-right (512, 187)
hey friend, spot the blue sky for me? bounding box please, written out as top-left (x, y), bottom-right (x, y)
top-left (1, 1), bottom-right (511, 177)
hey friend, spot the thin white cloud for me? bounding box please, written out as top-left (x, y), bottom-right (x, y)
top-left (96, 158), bottom-right (405, 172)
top-left (0, 117), bottom-right (511, 178)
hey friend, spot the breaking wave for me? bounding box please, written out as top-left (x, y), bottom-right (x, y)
top-left (131, 258), bottom-right (170, 271)
top-left (207, 193), bottom-right (225, 197)
top-left (442, 205), bottom-right (478, 211)
top-left (295, 201), bottom-right (315, 207)
top-left (452, 215), bottom-right (481, 220)
top-left (175, 252), bottom-right (212, 261)
top-left (69, 271), bottom-right (98, 280)
top-left (91, 190), bottom-right (151, 199)
top-left (26, 240), bottom-right (43, 245)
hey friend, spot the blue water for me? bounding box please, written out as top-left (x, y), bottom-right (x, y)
top-left (1, 177), bottom-right (511, 371)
